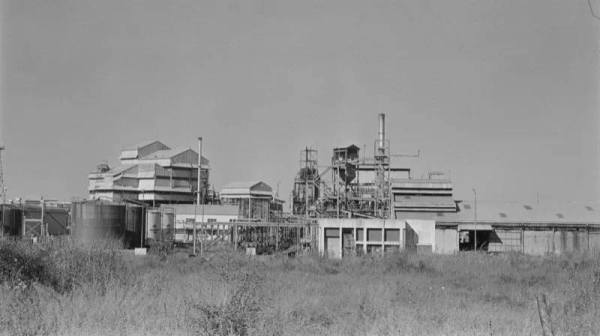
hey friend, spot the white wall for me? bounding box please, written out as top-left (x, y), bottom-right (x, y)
top-left (317, 218), bottom-right (436, 257)
top-left (405, 219), bottom-right (436, 252)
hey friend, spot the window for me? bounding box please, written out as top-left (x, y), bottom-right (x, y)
top-left (207, 218), bottom-right (216, 223)
top-left (367, 229), bottom-right (382, 242)
top-left (385, 229), bottom-right (400, 242)
top-left (556, 213), bottom-right (564, 219)
top-left (464, 204), bottom-right (471, 210)
top-left (325, 228), bottom-right (340, 238)
top-left (356, 228), bottom-right (364, 241)
top-left (499, 213), bottom-right (507, 218)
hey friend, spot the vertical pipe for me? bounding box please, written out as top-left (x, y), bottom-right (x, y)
top-left (339, 227), bottom-right (342, 258)
top-left (199, 137), bottom-right (205, 256)
top-left (141, 205), bottom-right (145, 248)
top-left (305, 147), bottom-right (309, 220)
top-left (41, 197), bottom-right (45, 238)
top-left (193, 198), bottom-right (197, 254)
top-left (276, 223), bottom-right (279, 252)
top-left (472, 189), bottom-right (477, 252)
top-left (378, 113), bottom-right (385, 148)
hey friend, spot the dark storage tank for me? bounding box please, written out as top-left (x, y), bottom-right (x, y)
top-left (124, 204), bottom-right (144, 248)
top-left (71, 201), bottom-right (126, 242)
top-left (1, 207), bottom-right (22, 236)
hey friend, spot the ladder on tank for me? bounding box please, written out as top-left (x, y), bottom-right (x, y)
top-left (22, 199), bottom-right (46, 238)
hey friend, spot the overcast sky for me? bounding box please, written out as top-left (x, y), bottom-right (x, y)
top-left (1, 0), bottom-right (599, 203)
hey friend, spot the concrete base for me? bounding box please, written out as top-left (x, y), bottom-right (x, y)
top-left (134, 248), bottom-right (147, 256)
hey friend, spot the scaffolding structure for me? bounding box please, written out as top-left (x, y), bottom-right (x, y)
top-left (291, 114), bottom-right (393, 219)
top-left (291, 148), bottom-right (320, 218)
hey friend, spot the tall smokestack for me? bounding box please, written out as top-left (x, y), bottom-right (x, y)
top-left (378, 113), bottom-right (385, 148)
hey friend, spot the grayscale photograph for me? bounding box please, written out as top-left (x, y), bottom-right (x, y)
top-left (0, 1), bottom-right (599, 335)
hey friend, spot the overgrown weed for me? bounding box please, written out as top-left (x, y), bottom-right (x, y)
top-left (3, 238), bottom-right (600, 335)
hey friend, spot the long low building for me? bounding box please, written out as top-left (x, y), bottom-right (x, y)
top-left (434, 200), bottom-right (600, 254)
top-left (317, 200), bottom-right (600, 257)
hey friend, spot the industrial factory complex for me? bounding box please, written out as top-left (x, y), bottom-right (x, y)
top-left (1, 114), bottom-right (599, 257)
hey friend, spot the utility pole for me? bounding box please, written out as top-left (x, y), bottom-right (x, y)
top-left (1, 188), bottom-right (6, 237)
top-left (472, 188), bottom-right (477, 252)
top-left (199, 137), bottom-right (205, 257)
top-left (193, 137), bottom-right (203, 256)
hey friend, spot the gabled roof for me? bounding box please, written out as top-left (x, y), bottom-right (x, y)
top-left (222, 181), bottom-right (265, 189)
top-left (138, 148), bottom-right (208, 165)
top-left (141, 148), bottom-right (190, 160)
top-left (333, 144), bottom-right (360, 151)
top-left (106, 165), bottom-right (136, 176)
top-left (221, 181), bottom-right (273, 198)
top-left (120, 140), bottom-right (171, 161)
top-left (123, 140), bottom-right (169, 151)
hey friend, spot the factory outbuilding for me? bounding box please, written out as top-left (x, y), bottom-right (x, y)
top-left (435, 201), bottom-right (600, 255)
top-left (220, 181), bottom-right (283, 221)
top-left (317, 200), bottom-right (600, 258)
top-left (161, 204), bottom-right (239, 243)
top-left (88, 140), bottom-right (209, 206)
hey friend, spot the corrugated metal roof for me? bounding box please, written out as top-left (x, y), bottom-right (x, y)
top-left (222, 181), bottom-right (267, 190)
top-left (123, 140), bottom-right (169, 151)
top-left (333, 144), bottom-right (360, 151)
top-left (107, 165), bottom-right (136, 176)
top-left (140, 148), bottom-right (190, 160)
top-left (221, 181), bottom-right (273, 198)
top-left (393, 178), bottom-right (453, 184)
top-left (453, 201), bottom-right (600, 223)
top-left (394, 201), bottom-right (600, 224)
top-left (394, 195), bottom-right (456, 206)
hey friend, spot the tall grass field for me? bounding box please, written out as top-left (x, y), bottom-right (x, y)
top-left (1, 237), bottom-right (599, 336)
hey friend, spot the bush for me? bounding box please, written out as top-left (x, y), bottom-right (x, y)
top-left (0, 239), bottom-right (66, 292)
top-left (0, 238), bottom-right (131, 294)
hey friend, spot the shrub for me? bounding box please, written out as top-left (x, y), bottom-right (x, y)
top-left (188, 252), bottom-right (268, 336)
top-left (0, 238), bottom-right (131, 294)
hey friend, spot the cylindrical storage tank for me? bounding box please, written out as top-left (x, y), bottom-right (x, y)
top-left (71, 201), bottom-right (126, 242)
top-left (45, 208), bottom-right (70, 236)
top-left (2, 208), bottom-right (22, 236)
top-left (146, 209), bottom-right (161, 241)
top-left (124, 205), bottom-right (144, 248)
top-left (161, 211), bottom-right (175, 241)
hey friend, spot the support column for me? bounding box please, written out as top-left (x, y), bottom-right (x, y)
top-left (276, 224), bottom-right (279, 252)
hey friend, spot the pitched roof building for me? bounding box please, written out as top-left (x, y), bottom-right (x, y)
top-left (88, 140), bottom-right (209, 206)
